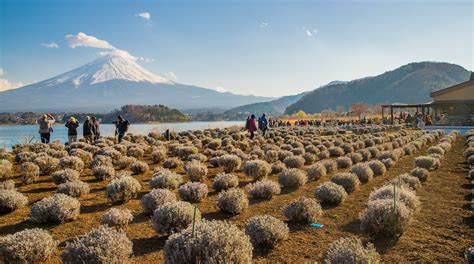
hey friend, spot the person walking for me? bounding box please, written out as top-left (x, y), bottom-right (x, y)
top-left (37, 114), bottom-right (55, 143)
top-left (65, 117), bottom-right (80, 145)
top-left (115, 115), bottom-right (130, 143)
top-left (258, 113), bottom-right (268, 138)
top-left (83, 116), bottom-right (95, 144)
top-left (247, 114), bottom-right (257, 139)
top-left (91, 116), bottom-right (100, 140)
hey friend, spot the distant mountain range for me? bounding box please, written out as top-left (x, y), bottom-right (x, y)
top-left (0, 54), bottom-right (273, 113)
top-left (285, 62), bottom-right (471, 114)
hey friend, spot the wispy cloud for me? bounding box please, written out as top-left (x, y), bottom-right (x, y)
top-left (0, 68), bottom-right (24, 92)
top-left (138, 57), bottom-right (154, 63)
top-left (66, 32), bottom-right (115, 49)
top-left (260, 22), bottom-right (268, 28)
top-left (41, 42), bottom-right (59, 48)
top-left (164, 72), bottom-right (178, 82)
top-left (303, 27), bottom-right (317, 37)
top-left (136, 11), bottom-right (151, 20)
top-left (215, 86), bottom-right (226, 93)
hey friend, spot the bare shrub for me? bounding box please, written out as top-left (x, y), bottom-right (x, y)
top-left (185, 160), bottom-right (208, 182)
top-left (331, 172), bottom-right (360, 193)
top-left (336, 157), bottom-right (353, 169)
top-left (305, 163), bottom-right (327, 181)
top-left (278, 168), bottom-right (307, 189)
top-left (61, 226), bottom-right (132, 263)
top-left (0, 180), bottom-right (15, 190)
top-left (322, 160), bottom-right (337, 173)
top-left (212, 173), bottom-right (239, 192)
top-left (130, 160), bottom-right (149, 174)
top-left (283, 196), bottom-right (322, 223)
top-left (151, 149), bottom-right (167, 163)
top-left (0, 190), bottom-right (28, 213)
top-left (59, 156), bottom-right (84, 172)
top-left (127, 146), bottom-right (144, 159)
top-left (0, 160), bottom-right (13, 179)
top-left (101, 208), bottom-right (133, 229)
top-left (141, 188), bottom-right (177, 214)
top-left (283, 155), bottom-right (305, 168)
top-left (152, 201), bottom-right (201, 235)
top-left (414, 156), bottom-right (440, 171)
top-left (105, 176), bottom-right (142, 204)
top-left (217, 188), bottom-right (249, 215)
top-left (163, 157), bottom-right (183, 169)
top-left (265, 150), bottom-right (279, 163)
top-left (179, 182), bottom-right (208, 203)
top-left (0, 228), bottom-right (57, 263)
top-left (220, 154), bottom-right (242, 173)
top-left (427, 146), bottom-right (445, 156)
top-left (21, 162), bottom-right (40, 184)
top-left (113, 156), bottom-right (136, 170)
top-left (324, 237), bottom-right (380, 264)
top-left (57, 181), bottom-right (90, 197)
top-left (368, 184), bottom-right (420, 213)
top-left (315, 182), bottom-right (347, 205)
top-left (328, 147), bottom-right (345, 157)
top-left (30, 193), bottom-right (80, 223)
top-left (245, 215), bottom-right (289, 248)
top-left (52, 169), bottom-right (80, 184)
top-left (33, 156), bottom-right (59, 175)
top-left (382, 158), bottom-right (395, 169)
top-left (390, 174), bottom-right (422, 190)
top-left (163, 220), bottom-right (253, 264)
top-left (360, 199), bottom-right (411, 237)
top-left (246, 179), bottom-right (281, 199)
top-left (243, 159), bottom-right (272, 180)
top-left (149, 168), bottom-right (183, 189)
top-left (368, 160), bottom-right (386, 176)
top-left (351, 163), bottom-right (374, 183)
top-left (271, 161), bottom-right (286, 174)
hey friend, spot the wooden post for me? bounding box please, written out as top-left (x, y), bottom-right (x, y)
top-left (381, 106), bottom-right (385, 124)
top-left (191, 205), bottom-right (197, 237)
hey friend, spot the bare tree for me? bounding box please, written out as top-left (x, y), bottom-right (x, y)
top-left (350, 102), bottom-right (368, 120)
top-left (336, 105), bottom-right (345, 116)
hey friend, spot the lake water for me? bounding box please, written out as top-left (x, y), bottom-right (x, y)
top-left (0, 121), bottom-right (244, 150)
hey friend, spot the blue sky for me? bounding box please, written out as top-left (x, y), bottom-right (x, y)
top-left (0, 0), bottom-right (472, 96)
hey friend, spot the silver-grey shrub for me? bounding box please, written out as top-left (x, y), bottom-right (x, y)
top-left (315, 181), bottom-right (347, 205)
top-left (368, 160), bottom-right (386, 176)
top-left (243, 159), bottom-right (272, 180)
top-left (305, 163), bottom-right (327, 181)
top-left (382, 158), bottom-right (395, 169)
top-left (331, 172), bottom-right (360, 193)
top-left (212, 173), bottom-right (239, 192)
top-left (351, 163), bottom-right (374, 183)
top-left (100, 208), bottom-right (133, 229)
top-left (0, 160), bottom-right (13, 179)
top-left (360, 199), bottom-right (411, 237)
top-left (409, 167), bottom-right (429, 182)
top-left (57, 181), bottom-right (90, 197)
top-left (278, 168), bottom-right (307, 189)
top-left (283, 196), bottom-right (322, 223)
top-left (368, 184), bottom-right (420, 213)
top-left (328, 147), bottom-right (345, 157)
top-left (246, 179), bottom-right (281, 199)
top-left (324, 237), bottom-right (380, 264)
top-left (152, 201), bottom-right (201, 235)
top-left (61, 226), bottom-right (133, 263)
top-left (92, 165), bottom-right (116, 181)
top-left (322, 160), bottom-right (337, 173)
top-left (21, 162), bottom-right (40, 184)
top-left (163, 220), bottom-right (253, 264)
top-left (0, 228), bottom-right (57, 263)
top-left (149, 168), bottom-right (183, 190)
top-left (151, 149), bottom-right (167, 164)
top-left (336, 157), bottom-right (353, 169)
top-left (163, 157), bottom-right (183, 169)
top-left (130, 160), bottom-right (149, 174)
top-left (0, 180), bottom-right (15, 190)
top-left (105, 176), bottom-right (142, 204)
top-left (59, 156), bottom-right (84, 172)
top-left (245, 215), bottom-right (289, 248)
top-left (0, 189), bottom-right (28, 213)
top-left (414, 156), bottom-right (440, 171)
top-left (141, 188), bottom-right (177, 214)
top-left (271, 161), bottom-right (286, 174)
top-left (185, 160), bottom-right (208, 182)
top-left (283, 155), bottom-right (305, 169)
top-left (30, 193), bottom-right (80, 223)
top-left (179, 182), bottom-right (208, 203)
top-left (52, 169), bottom-right (80, 185)
top-left (217, 188), bottom-right (249, 215)
top-left (390, 174), bottom-right (422, 190)
top-left (219, 154), bottom-right (242, 173)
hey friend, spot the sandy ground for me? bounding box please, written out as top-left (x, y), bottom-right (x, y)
top-left (0, 137), bottom-right (471, 263)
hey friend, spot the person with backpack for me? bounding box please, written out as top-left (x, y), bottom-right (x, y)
top-left (115, 115), bottom-right (130, 143)
top-left (83, 116), bottom-right (95, 144)
top-left (247, 114), bottom-right (257, 139)
top-left (91, 116), bottom-right (100, 140)
top-left (37, 114), bottom-right (55, 143)
top-left (65, 116), bottom-right (80, 144)
top-left (258, 113), bottom-right (268, 138)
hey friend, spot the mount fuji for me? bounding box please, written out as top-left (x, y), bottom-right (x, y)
top-left (0, 54), bottom-right (273, 113)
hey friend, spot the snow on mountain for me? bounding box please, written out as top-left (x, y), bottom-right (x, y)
top-left (42, 53), bottom-right (171, 88)
top-left (0, 54), bottom-right (274, 112)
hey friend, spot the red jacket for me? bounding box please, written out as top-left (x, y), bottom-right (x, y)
top-left (248, 119), bottom-right (257, 132)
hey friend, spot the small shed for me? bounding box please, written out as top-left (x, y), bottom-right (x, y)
top-left (430, 72), bottom-right (474, 125)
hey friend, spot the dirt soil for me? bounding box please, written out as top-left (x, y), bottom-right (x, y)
top-left (0, 138), bottom-right (472, 263)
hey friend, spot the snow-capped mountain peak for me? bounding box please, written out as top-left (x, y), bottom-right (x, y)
top-left (43, 53), bottom-right (171, 87)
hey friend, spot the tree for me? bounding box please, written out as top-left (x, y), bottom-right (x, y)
top-left (350, 102), bottom-right (368, 120)
top-left (336, 106), bottom-right (345, 116)
top-left (294, 110), bottom-right (308, 119)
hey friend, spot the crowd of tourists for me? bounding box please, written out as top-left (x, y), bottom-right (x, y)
top-left (36, 114), bottom-right (130, 145)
